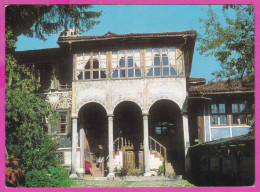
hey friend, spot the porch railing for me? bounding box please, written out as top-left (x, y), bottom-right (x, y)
top-left (149, 136), bottom-right (167, 167)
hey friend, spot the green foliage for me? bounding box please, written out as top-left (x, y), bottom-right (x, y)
top-left (198, 5), bottom-right (254, 80)
top-left (25, 165), bottom-right (72, 188)
top-left (6, 5), bottom-right (102, 41)
top-left (5, 27), bottom-right (59, 171)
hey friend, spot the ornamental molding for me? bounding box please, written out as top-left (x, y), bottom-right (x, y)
top-left (45, 91), bottom-right (72, 110)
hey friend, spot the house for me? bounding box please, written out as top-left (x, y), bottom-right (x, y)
top-left (15, 29), bottom-right (254, 177)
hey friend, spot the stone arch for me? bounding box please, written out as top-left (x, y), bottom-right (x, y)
top-left (76, 99), bottom-right (108, 116)
top-left (147, 96), bottom-right (182, 113)
top-left (112, 98), bottom-right (144, 115)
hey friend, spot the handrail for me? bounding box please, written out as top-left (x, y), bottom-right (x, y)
top-left (149, 136), bottom-right (167, 173)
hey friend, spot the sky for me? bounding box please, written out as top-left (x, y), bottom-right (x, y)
top-left (15, 5), bottom-right (234, 82)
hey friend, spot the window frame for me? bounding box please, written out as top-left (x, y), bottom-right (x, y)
top-left (231, 103), bottom-right (249, 125)
top-left (210, 103), bottom-right (228, 126)
top-left (58, 111), bottom-right (70, 135)
top-left (76, 52), bottom-right (108, 80)
top-left (111, 49), bottom-right (142, 79)
top-left (145, 47), bottom-right (178, 78)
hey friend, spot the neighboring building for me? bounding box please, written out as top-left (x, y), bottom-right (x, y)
top-left (15, 29), bottom-right (254, 177)
top-left (188, 76), bottom-right (254, 145)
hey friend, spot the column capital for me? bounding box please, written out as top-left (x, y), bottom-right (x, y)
top-left (71, 115), bottom-right (78, 119)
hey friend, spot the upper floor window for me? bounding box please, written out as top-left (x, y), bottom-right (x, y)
top-left (146, 47), bottom-right (177, 77)
top-left (211, 104), bottom-right (227, 125)
top-left (76, 52), bottom-right (107, 80)
top-left (111, 49), bottom-right (141, 78)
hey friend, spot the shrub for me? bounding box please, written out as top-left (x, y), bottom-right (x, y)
top-left (25, 165), bottom-right (72, 188)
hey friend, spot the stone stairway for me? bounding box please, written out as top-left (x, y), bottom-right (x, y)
top-left (165, 162), bottom-right (175, 176)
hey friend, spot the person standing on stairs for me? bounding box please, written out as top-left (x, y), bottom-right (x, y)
top-left (96, 145), bottom-right (104, 170)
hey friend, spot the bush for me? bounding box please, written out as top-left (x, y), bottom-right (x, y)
top-left (25, 165), bottom-right (72, 188)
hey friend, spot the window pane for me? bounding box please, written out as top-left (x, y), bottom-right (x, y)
top-left (239, 104), bottom-right (245, 112)
top-left (219, 115), bottom-right (226, 125)
top-left (147, 68), bottom-right (153, 76)
top-left (155, 127), bottom-right (161, 134)
top-left (232, 104), bottom-right (239, 113)
top-left (85, 71), bottom-right (90, 79)
top-left (60, 125), bottom-right (66, 133)
top-left (154, 48), bottom-right (160, 55)
top-left (93, 59), bottom-right (99, 69)
top-left (170, 67), bottom-right (177, 75)
top-left (112, 70), bottom-right (118, 78)
top-left (134, 49), bottom-right (140, 57)
top-left (162, 56), bottom-right (168, 65)
top-left (119, 58), bottom-right (125, 67)
top-left (211, 104), bottom-right (218, 114)
top-left (77, 72), bottom-right (83, 80)
top-left (101, 71), bottom-right (106, 78)
top-left (135, 69), bottom-right (141, 77)
top-left (163, 67), bottom-right (169, 76)
top-left (100, 60), bottom-right (106, 69)
top-left (219, 104), bottom-right (225, 113)
top-left (240, 114), bottom-right (247, 124)
top-left (233, 114), bottom-right (239, 124)
top-left (128, 57), bottom-right (133, 67)
top-left (85, 61), bottom-right (91, 69)
top-left (120, 69), bottom-right (126, 78)
top-left (93, 71), bottom-right (99, 79)
top-left (128, 69), bottom-right (134, 77)
top-left (112, 60), bottom-right (118, 68)
top-left (154, 67), bottom-right (161, 76)
top-left (146, 48), bottom-right (152, 57)
top-left (212, 115), bottom-right (218, 125)
top-left (154, 56), bottom-right (160, 66)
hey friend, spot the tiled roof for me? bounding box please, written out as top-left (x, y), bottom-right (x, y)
top-left (58, 30), bottom-right (197, 42)
top-left (189, 76), bottom-right (254, 95)
top-left (188, 77), bottom-right (206, 85)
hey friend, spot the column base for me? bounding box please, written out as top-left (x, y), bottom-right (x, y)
top-left (144, 172), bottom-right (152, 177)
top-left (107, 172), bottom-right (115, 177)
top-left (77, 168), bottom-right (85, 173)
top-left (69, 173), bottom-right (78, 178)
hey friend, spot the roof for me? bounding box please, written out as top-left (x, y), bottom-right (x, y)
top-left (191, 133), bottom-right (254, 148)
top-left (189, 76), bottom-right (254, 95)
top-left (188, 77), bottom-right (206, 85)
top-left (57, 30), bottom-right (197, 42)
top-left (15, 48), bottom-right (61, 64)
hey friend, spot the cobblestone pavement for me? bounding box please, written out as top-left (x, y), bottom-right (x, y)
top-left (71, 176), bottom-right (195, 187)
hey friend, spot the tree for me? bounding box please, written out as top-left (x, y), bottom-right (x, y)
top-left (197, 5), bottom-right (254, 81)
top-left (6, 5), bottom-right (102, 41)
top-left (5, 5), bottom-right (102, 171)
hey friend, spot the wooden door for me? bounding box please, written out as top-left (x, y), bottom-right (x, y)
top-left (138, 151), bottom-right (144, 169)
top-left (126, 151), bottom-right (135, 168)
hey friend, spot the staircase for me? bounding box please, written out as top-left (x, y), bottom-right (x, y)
top-left (112, 136), bottom-right (175, 175)
top-left (84, 153), bottom-right (105, 178)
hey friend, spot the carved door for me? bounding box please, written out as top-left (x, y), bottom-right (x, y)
top-left (126, 151), bottom-right (135, 168)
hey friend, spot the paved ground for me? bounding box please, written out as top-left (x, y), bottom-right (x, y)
top-left (71, 176), bottom-right (195, 187)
